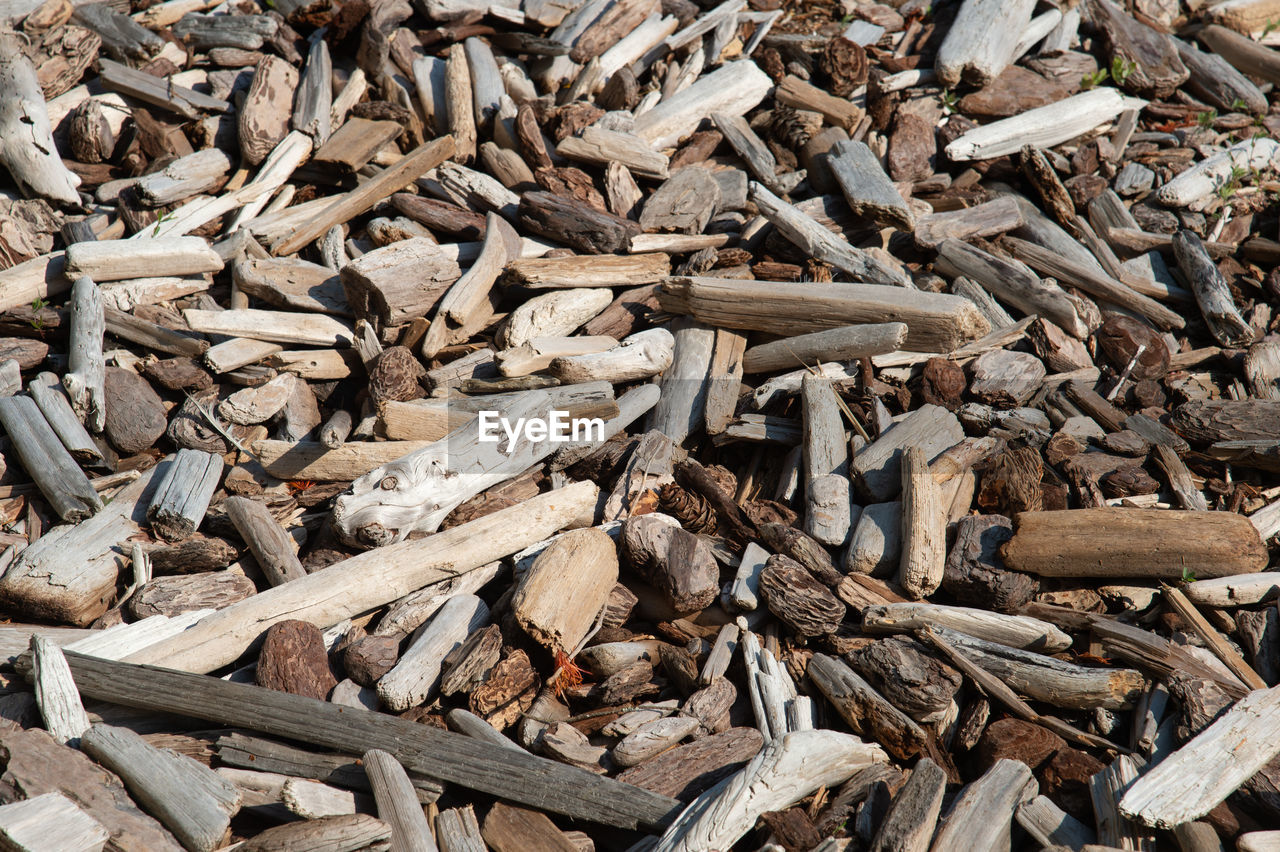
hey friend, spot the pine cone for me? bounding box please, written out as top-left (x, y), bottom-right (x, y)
top-left (658, 482), bottom-right (718, 534)
top-left (369, 346), bottom-right (426, 405)
top-left (767, 106), bottom-right (812, 151)
top-left (821, 37), bottom-right (868, 98)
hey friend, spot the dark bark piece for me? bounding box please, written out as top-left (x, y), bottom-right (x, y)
top-left (758, 522), bottom-right (842, 586)
top-left (958, 66), bottom-right (1071, 117)
top-left (257, 619), bottom-right (338, 701)
top-left (1042, 747), bottom-right (1106, 822)
top-left (759, 554), bottom-right (846, 637)
top-left (849, 636), bottom-right (962, 722)
top-left (1085, 0), bottom-right (1188, 97)
top-left (391, 192), bottom-right (486, 240)
top-left (760, 808), bottom-right (822, 852)
top-left (581, 284), bottom-right (661, 338)
top-left (482, 802), bottom-right (577, 852)
top-left (921, 357), bottom-right (966, 410)
top-left (128, 571), bottom-right (258, 619)
top-left (0, 338), bottom-right (49, 370)
top-left (968, 350), bottom-right (1045, 408)
top-left (1095, 315), bottom-right (1170, 380)
top-left (344, 635), bottom-right (401, 688)
top-left (240, 815), bottom-right (390, 852)
top-left (943, 515), bottom-right (1038, 612)
top-left (887, 113), bottom-right (935, 182)
top-left (518, 191), bottom-right (641, 255)
top-left (148, 536), bottom-right (240, 574)
top-left (621, 515), bottom-right (719, 612)
top-left (1173, 35), bottom-right (1267, 115)
top-left (639, 168), bottom-right (721, 235)
top-left (103, 366), bottom-right (167, 454)
top-left (976, 445), bottom-right (1043, 515)
top-left (974, 717), bottom-right (1067, 773)
top-left (468, 649), bottom-right (538, 731)
top-left (1171, 400), bottom-right (1280, 444)
top-left (614, 727), bottom-right (764, 801)
top-left (142, 357), bottom-right (214, 391)
top-left (440, 624), bottom-right (502, 696)
top-left (597, 659), bottom-right (659, 706)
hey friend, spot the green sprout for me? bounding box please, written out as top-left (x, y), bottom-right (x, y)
top-left (1197, 109), bottom-right (1218, 129)
top-left (151, 210), bottom-right (175, 237)
top-left (940, 89), bottom-right (958, 115)
top-left (1110, 57), bottom-right (1136, 86)
top-left (1081, 68), bottom-right (1109, 90)
top-left (1231, 97), bottom-right (1250, 113)
top-left (1181, 564), bottom-right (1197, 583)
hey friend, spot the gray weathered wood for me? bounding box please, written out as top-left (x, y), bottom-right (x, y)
top-left (147, 449), bottom-right (223, 541)
top-left (0, 396), bottom-right (101, 522)
top-left (929, 759), bottom-right (1036, 852)
top-left (63, 275), bottom-right (106, 433)
top-left (650, 318), bottom-right (715, 446)
top-left (80, 724), bottom-right (241, 852)
top-left (363, 749), bottom-right (438, 852)
top-left (852, 404), bottom-right (964, 502)
top-left (0, 792), bottom-right (109, 852)
top-left (867, 758), bottom-right (946, 852)
top-left (898, 447), bottom-right (944, 599)
top-left (224, 495), bottom-right (306, 586)
top-left (28, 371), bottom-right (104, 466)
top-left (294, 38), bottom-right (333, 144)
top-left (31, 634), bottom-right (91, 746)
top-left (1172, 230), bottom-right (1255, 347)
top-left (828, 140), bottom-right (915, 230)
top-left (802, 374), bottom-right (851, 547)
top-left (743, 323), bottom-right (907, 374)
top-left (935, 0), bottom-right (1037, 86)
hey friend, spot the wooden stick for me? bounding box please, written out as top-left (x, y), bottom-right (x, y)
top-left (632, 60), bottom-right (772, 149)
top-left (27, 372), bottom-right (104, 466)
top-left (935, 0), bottom-right (1036, 86)
top-left (928, 759), bottom-right (1036, 851)
top-left (421, 213), bottom-right (522, 359)
top-left (807, 653), bottom-right (926, 760)
top-left (0, 792), bottom-right (109, 852)
top-left (225, 496), bottom-right (306, 586)
top-left (362, 749), bottom-right (437, 852)
top-left (898, 447), bottom-right (944, 599)
top-left (62, 276), bottom-right (106, 433)
top-left (802, 375), bottom-right (851, 547)
top-left (660, 277), bottom-right (989, 353)
top-left (945, 88), bottom-right (1145, 161)
top-left (1162, 586), bottom-right (1268, 690)
top-left (124, 482), bottom-right (598, 673)
top-left (146, 449), bottom-right (222, 542)
top-left (63, 651), bottom-right (680, 830)
top-left (80, 724), bottom-right (241, 852)
top-left (1172, 229), bottom-right (1255, 348)
top-left (0, 396), bottom-right (101, 522)
top-left (66, 237), bottom-right (223, 282)
top-left (273, 136), bottom-right (456, 256)
top-left (861, 602), bottom-right (1072, 652)
top-left (31, 634), bottom-right (91, 746)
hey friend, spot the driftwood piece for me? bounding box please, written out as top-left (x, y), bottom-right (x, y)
top-left (1119, 686), bottom-right (1280, 828)
top-left (650, 730), bottom-right (886, 852)
top-left (62, 275), bottom-right (106, 433)
top-left (513, 527), bottom-right (617, 653)
top-left (80, 724), bottom-right (241, 852)
top-left (862, 603), bottom-right (1070, 652)
top-left (362, 749), bottom-right (436, 852)
top-left (660, 277), bottom-right (990, 353)
top-left (945, 88), bottom-right (1143, 161)
top-left (852, 404), bottom-right (964, 502)
top-left (802, 374), bottom-right (851, 546)
top-left (899, 447), bottom-right (944, 599)
top-left (807, 653), bottom-right (926, 760)
top-left (828, 140), bottom-right (914, 230)
top-left (28, 372), bottom-right (104, 466)
top-left (31, 634), bottom-right (91, 745)
top-left (632, 60), bottom-right (772, 149)
top-left (935, 0), bottom-right (1036, 86)
top-left (867, 758), bottom-right (946, 852)
top-left (422, 213), bottom-right (522, 358)
top-left (929, 759), bottom-right (1037, 851)
top-left (147, 449), bottom-right (222, 541)
top-left (1172, 230), bottom-right (1255, 348)
top-left (0, 792), bottom-right (109, 852)
top-left (0, 395), bottom-right (101, 522)
top-left (1001, 508), bottom-right (1267, 578)
top-left (225, 495), bottom-right (306, 586)
top-left (0, 34), bottom-right (81, 205)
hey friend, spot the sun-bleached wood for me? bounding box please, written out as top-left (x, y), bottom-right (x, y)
top-left (252, 439), bottom-right (434, 481)
top-left (613, 716), bottom-right (699, 767)
top-left (898, 447), bottom-right (944, 599)
top-left (499, 288), bottom-right (614, 349)
top-left (945, 88), bottom-right (1145, 161)
top-left (0, 792), bottom-right (109, 852)
top-left (828, 139), bottom-right (915, 230)
top-left (935, 0), bottom-right (1036, 86)
top-left (551, 328), bottom-right (675, 384)
top-left (861, 603), bottom-right (1072, 652)
top-left (232, 257), bottom-right (347, 315)
top-left (1016, 794), bottom-right (1096, 849)
top-left (661, 277), bottom-right (990, 353)
top-left (1173, 229), bottom-right (1255, 348)
top-left (363, 749), bottom-right (438, 852)
top-left (272, 136), bottom-right (456, 256)
top-left (0, 34), bottom-right (81, 205)
top-left (341, 237), bottom-right (462, 330)
top-left (28, 372), bottom-right (103, 465)
top-left (147, 449), bottom-right (222, 541)
top-left (205, 338), bottom-right (282, 373)
top-left (504, 254), bottom-right (670, 289)
top-left (808, 653), bottom-right (926, 760)
top-left (632, 60), bottom-right (772, 150)
top-left (1002, 508), bottom-right (1267, 578)
top-left (497, 336), bottom-right (617, 376)
top-left (802, 374), bottom-right (851, 547)
top-left (1158, 137), bottom-right (1280, 207)
top-left (743, 323), bottom-right (906, 374)
top-left (1120, 686), bottom-right (1280, 828)
top-left (751, 182), bottom-right (910, 287)
top-left (1163, 585), bottom-right (1268, 690)
top-left (125, 482), bottom-right (598, 674)
top-left (650, 318), bottom-right (715, 446)
top-left (1184, 573), bottom-right (1280, 607)
top-left (0, 395), bottom-right (102, 523)
top-left (63, 275), bottom-right (106, 433)
top-left (422, 213), bottom-right (521, 358)
top-left (378, 594), bottom-right (490, 712)
top-left (31, 634), bottom-right (91, 745)
top-left (852, 404), bottom-right (964, 502)
top-left (651, 730), bottom-right (887, 852)
top-left (557, 127), bottom-right (670, 180)
top-left (66, 237), bottom-right (223, 282)
top-left (80, 723), bottom-right (241, 852)
top-left (184, 308), bottom-right (355, 347)
top-left (929, 759), bottom-right (1037, 852)
top-left (225, 495), bottom-right (306, 586)
top-left (445, 44), bottom-right (477, 164)
top-left (436, 806), bottom-right (486, 852)
top-left (513, 527), bottom-right (618, 653)
top-left (704, 328), bottom-right (746, 436)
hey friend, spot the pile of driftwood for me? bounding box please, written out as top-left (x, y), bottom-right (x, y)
top-left (7, 0), bottom-right (1280, 848)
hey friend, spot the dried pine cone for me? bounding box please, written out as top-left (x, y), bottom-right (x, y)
top-left (767, 106), bottom-right (812, 152)
top-left (758, 47), bottom-right (786, 83)
top-left (821, 37), bottom-right (868, 98)
top-left (658, 482), bottom-right (718, 534)
top-left (369, 346), bottom-right (426, 405)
